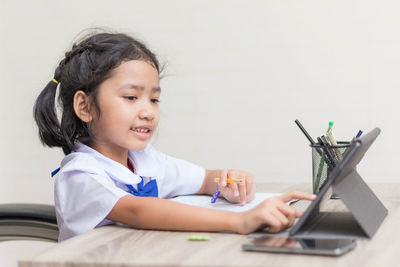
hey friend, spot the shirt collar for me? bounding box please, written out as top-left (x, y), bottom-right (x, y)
top-left (128, 145), bottom-right (162, 178)
top-left (74, 142), bottom-right (142, 185)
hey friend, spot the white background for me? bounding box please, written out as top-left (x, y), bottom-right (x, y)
top-left (1, 0), bottom-right (399, 205)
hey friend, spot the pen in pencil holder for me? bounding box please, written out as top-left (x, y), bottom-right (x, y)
top-left (310, 141), bottom-right (350, 196)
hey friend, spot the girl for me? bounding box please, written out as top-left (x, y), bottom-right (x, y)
top-left (34, 31), bottom-right (315, 242)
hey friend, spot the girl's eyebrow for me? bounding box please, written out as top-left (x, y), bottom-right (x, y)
top-left (118, 83), bottom-right (161, 92)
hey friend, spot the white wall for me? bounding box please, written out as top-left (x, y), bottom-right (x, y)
top-left (1, 0), bottom-right (399, 204)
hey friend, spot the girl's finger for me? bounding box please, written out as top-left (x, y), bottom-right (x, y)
top-left (276, 203), bottom-right (297, 226)
top-left (219, 170), bottom-right (228, 187)
top-left (226, 169), bottom-right (239, 195)
top-left (229, 182), bottom-right (240, 198)
top-left (238, 178), bottom-right (247, 205)
top-left (270, 209), bottom-right (289, 229)
top-left (278, 191), bottom-right (316, 203)
top-left (271, 208), bottom-right (289, 226)
top-left (264, 212), bottom-right (282, 233)
top-left (245, 173), bottom-right (254, 197)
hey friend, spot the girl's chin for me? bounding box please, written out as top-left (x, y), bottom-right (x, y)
top-left (128, 141), bottom-right (149, 151)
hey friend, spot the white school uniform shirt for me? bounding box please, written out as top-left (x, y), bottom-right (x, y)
top-left (54, 142), bottom-right (205, 242)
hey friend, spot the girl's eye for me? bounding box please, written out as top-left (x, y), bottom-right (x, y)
top-left (151, 99), bottom-right (160, 104)
top-left (124, 96), bottom-right (137, 101)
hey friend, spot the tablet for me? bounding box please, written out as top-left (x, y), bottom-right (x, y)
top-left (289, 128), bottom-right (385, 239)
top-left (242, 237), bottom-right (356, 256)
top-left (248, 128), bottom-right (387, 240)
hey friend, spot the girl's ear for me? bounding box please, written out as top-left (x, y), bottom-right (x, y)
top-left (73, 90), bottom-right (93, 123)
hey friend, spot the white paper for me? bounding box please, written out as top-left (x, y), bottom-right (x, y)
top-left (169, 193), bottom-right (284, 212)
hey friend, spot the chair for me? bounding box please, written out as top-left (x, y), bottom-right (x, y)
top-left (0, 204), bottom-right (58, 242)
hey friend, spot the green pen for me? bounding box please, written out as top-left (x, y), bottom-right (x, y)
top-left (326, 121), bottom-right (343, 161)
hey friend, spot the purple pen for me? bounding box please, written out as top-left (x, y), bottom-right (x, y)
top-left (211, 188), bottom-right (220, 203)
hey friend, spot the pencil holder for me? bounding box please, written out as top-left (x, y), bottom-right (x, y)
top-left (310, 141), bottom-right (350, 195)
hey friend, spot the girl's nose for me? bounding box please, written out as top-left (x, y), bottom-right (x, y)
top-left (138, 106), bottom-right (154, 121)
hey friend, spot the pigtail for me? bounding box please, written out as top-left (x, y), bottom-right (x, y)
top-left (33, 72), bottom-right (65, 152)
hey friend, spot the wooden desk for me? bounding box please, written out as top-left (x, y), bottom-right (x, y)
top-left (20, 183), bottom-right (400, 267)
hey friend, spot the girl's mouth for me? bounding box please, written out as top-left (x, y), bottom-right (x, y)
top-left (130, 126), bottom-right (153, 139)
top-left (131, 127), bottom-right (151, 133)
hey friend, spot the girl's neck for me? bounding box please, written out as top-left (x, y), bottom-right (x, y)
top-left (88, 141), bottom-right (129, 167)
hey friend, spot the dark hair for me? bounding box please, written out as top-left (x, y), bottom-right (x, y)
top-left (34, 31), bottom-right (160, 155)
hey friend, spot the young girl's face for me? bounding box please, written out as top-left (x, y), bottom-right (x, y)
top-left (89, 60), bottom-right (160, 156)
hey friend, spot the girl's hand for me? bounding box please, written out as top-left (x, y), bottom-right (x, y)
top-left (217, 169), bottom-right (255, 205)
top-left (235, 191), bottom-right (316, 234)
top-left (199, 169), bottom-right (255, 205)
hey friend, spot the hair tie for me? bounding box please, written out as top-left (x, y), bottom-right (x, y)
top-left (52, 78), bottom-right (59, 85)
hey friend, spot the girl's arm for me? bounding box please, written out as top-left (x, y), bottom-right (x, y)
top-left (197, 169), bottom-right (255, 205)
top-left (107, 195), bottom-right (239, 232)
top-left (106, 191), bottom-right (316, 234)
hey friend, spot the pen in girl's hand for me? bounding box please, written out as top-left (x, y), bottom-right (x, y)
top-left (211, 188), bottom-right (220, 203)
top-left (211, 177), bottom-right (243, 203)
top-left (214, 178), bottom-right (243, 184)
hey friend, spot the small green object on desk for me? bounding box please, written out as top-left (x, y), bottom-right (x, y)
top-left (187, 235), bottom-right (210, 241)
